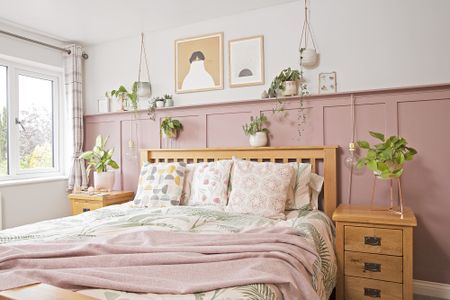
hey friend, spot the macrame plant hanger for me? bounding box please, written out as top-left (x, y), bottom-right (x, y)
top-left (298, 0), bottom-right (318, 67)
top-left (137, 32), bottom-right (152, 97)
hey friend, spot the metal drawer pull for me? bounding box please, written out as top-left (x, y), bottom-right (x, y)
top-left (364, 287), bottom-right (381, 298)
top-left (364, 236), bottom-right (381, 246)
top-left (83, 208), bottom-right (91, 212)
top-left (364, 262), bottom-right (381, 272)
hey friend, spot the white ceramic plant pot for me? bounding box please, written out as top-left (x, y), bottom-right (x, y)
top-left (301, 48), bottom-right (318, 68)
top-left (156, 100), bottom-right (165, 108)
top-left (283, 81), bottom-right (299, 96)
top-left (164, 99), bottom-right (174, 107)
top-left (94, 171), bottom-right (115, 192)
top-left (249, 132), bottom-right (268, 147)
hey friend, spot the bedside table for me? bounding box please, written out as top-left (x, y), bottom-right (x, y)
top-left (332, 204), bottom-right (417, 300)
top-left (68, 191), bottom-right (134, 215)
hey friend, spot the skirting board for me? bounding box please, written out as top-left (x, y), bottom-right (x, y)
top-left (415, 280), bottom-right (450, 299)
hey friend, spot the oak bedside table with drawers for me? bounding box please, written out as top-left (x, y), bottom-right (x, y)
top-left (332, 204), bottom-right (417, 300)
top-left (68, 191), bottom-right (134, 215)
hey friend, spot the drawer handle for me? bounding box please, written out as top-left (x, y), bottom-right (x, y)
top-left (364, 236), bottom-right (381, 246)
top-left (364, 262), bottom-right (381, 272)
top-left (83, 208), bottom-right (91, 212)
top-left (364, 287), bottom-right (381, 298)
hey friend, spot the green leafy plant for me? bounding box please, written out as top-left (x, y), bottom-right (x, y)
top-left (163, 94), bottom-right (172, 100)
top-left (242, 114), bottom-right (269, 136)
top-left (79, 135), bottom-right (119, 174)
top-left (108, 82), bottom-right (138, 111)
top-left (153, 96), bottom-right (165, 102)
top-left (356, 131), bottom-right (417, 179)
top-left (160, 117), bottom-right (183, 139)
top-left (268, 67), bottom-right (301, 98)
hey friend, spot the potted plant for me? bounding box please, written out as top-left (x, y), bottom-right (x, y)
top-left (160, 117), bottom-right (183, 139)
top-left (108, 83), bottom-right (138, 112)
top-left (268, 67), bottom-right (302, 98)
top-left (153, 96), bottom-right (165, 108)
top-left (163, 94), bottom-right (174, 107)
top-left (242, 113), bottom-right (270, 147)
top-left (300, 47), bottom-right (318, 68)
top-left (79, 135), bottom-right (120, 192)
top-left (356, 131), bottom-right (417, 214)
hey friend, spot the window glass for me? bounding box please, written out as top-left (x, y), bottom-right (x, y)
top-left (0, 66), bottom-right (7, 175)
top-left (18, 74), bottom-right (54, 170)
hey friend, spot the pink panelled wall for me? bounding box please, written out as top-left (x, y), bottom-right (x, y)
top-left (84, 83), bottom-right (450, 284)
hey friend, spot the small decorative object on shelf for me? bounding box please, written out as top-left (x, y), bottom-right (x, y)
top-left (97, 97), bottom-right (110, 113)
top-left (108, 83), bottom-right (138, 112)
top-left (163, 94), bottom-right (174, 107)
top-left (160, 117), bottom-right (183, 139)
top-left (357, 131), bottom-right (417, 218)
top-left (261, 90), bottom-right (269, 99)
top-left (318, 71), bottom-right (337, 94)
top-left (299, 0), bottom-right (319, 68)
top-left (268, 67), bottom-right (302, 98)
top-left (333, 204), bottom-right (417, 300)
top-left (153, 96), bottom-right (165, 108)
top-left (79, 135), bottom-right (120, 192)
top-left (68, 191), bottom-right (134, 215)
top-left (242, 113), bottom-right (269, 147)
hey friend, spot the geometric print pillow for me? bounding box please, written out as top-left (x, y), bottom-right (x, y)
top-left (133, 162), bottom-right (186, 208)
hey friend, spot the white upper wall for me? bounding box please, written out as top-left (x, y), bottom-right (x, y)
top-left (82, 0), bottom-right (450, 114)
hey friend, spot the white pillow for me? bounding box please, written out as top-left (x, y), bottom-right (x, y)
top-left (310, 173), bottom-right (324, 209)
top-left (286, 162), bottom-right (312, 210)
top-left (187, 160), bottom-right (233, 207)
top-left (226, 160), bottom-right (294, 218)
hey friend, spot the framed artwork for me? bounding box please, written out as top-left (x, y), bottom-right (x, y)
top-left (175, 32), bottom-right (223, 94)
top-left (97, 98), bottom-right (110, 113)
top-left (318, 71), bottom-right (337, 94)
top-left (229, 35), bottom-right (264, 88)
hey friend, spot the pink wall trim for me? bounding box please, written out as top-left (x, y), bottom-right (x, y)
top-left (84, 83), bottom-right (450, 284)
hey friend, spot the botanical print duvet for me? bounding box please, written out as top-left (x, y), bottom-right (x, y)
top-left (0, 204), bottom-right (336, 300)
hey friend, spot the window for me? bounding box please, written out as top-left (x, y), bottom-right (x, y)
top-left (0, 58), bottom-right (63, 181)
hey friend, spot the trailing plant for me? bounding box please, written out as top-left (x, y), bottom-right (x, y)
top-left (79, 135), bottom-right (119, 174)
top-left (160, 117), bottom-right (183, 139)
top-left (356, 131), bottom-right (417, 179)
top-left (242, 114), bottom-right (269, 136)
top-left (268, 67), bottom-right (301, 98)
top-left (108, 82), bottom-right (138, 111)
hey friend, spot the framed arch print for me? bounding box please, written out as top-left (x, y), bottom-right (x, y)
top-left (175, 32), bottom-right (224, 94)
top-left (229, 35), bottom-right (265, 88)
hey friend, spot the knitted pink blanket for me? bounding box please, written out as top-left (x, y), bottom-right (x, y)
top-left (0, 227), bottom-right (319, 299)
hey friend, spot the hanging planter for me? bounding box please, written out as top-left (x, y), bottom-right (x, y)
top-left (299, 0), bottom-right (319, 68)
top-left (136, 32), bottom-right (152, 99)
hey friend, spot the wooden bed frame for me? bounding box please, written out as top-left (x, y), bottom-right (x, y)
top-left (0, 146), bottom-right (338, 299)
top-left (140, 146), bottom-right (338, 218)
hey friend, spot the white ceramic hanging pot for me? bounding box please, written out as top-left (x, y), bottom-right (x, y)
top-left (136, 81), bottom-right (152, 98)
top-left (94, 171), bottom-right (115, 192)
top-left (301, 48), bottom-right (318, 68)
top-left (283, 81), bottom-right (299, 96)
top-left (249, 132), bottom-right (268, 147)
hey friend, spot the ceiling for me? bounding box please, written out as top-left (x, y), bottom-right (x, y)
top-left (0, 0), bottom-right (297, 45)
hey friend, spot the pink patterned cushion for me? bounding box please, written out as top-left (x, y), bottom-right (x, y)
top-left (226, 160), bottom-right (294, 218)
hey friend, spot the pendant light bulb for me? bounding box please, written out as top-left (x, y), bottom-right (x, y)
top-left (125, 139), bottom-right (138, 160)
top-left (344, 142), bottom-right (364, 174)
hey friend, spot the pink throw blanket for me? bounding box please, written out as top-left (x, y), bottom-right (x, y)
top-left (0, 227), bottom-right (319, 299)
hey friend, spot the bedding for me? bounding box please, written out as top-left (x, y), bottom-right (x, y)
top-left (286, 162), bottom-right (312, 210)
top-left (0, 203), bottom-right (336, 300)
top-left (226, 160), bottom-right (294, 218)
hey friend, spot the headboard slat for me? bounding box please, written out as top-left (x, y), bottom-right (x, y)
top-left (141, 146), bottom-right (338, 218)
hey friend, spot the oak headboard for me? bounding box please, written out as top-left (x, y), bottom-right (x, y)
top-left (140, 146), bottom-right (338, 218)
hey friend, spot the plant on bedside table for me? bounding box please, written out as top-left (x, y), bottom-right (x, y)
top-left (160, 117), bottom-right (183, 139)
top-left (356, 131), bottom-right (417, 217)
top-left (243, 113), bottom-right (269, 147)
top-left (79, 135), bottom-right (120, 192)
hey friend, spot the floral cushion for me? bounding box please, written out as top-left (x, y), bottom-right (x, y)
top-left (226, 160), bottom-right (294, 218)
top-left (133, 162), bottom-right (186, 208)
top-left (187, 160), bottom-right (233, 207)
top-left (286, 162), bottom-right (312, 210)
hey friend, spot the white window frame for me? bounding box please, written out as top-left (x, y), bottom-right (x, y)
top-left (0, 57), bottom-right (65, 181)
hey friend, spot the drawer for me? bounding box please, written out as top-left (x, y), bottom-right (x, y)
top-left (345, 276), bottom-right (402, 300)
top-left (345, 226), bottom-right (402, 256)
top-left (72, 201), bottom-right (102, 215)
top-left (345, 251), bottom-right (403, 283)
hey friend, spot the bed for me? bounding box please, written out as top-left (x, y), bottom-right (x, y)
top-left (0, 146), bottom-right (338, 300)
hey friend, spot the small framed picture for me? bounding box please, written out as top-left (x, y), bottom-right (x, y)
top-left (175, 32), bottom-right (224, 94)
top-left (319, 72), bottom-right (337, 94)
top-left (229, 35), bottom-right (264, 88)
top-left (97, 98), bottom-right (110, 113)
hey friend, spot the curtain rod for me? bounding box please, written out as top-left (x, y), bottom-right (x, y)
top-left (0, 29), bottom-right (88, 59)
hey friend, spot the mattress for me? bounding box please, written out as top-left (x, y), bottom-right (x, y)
top-left (0, 203), bottom-right (336, 300)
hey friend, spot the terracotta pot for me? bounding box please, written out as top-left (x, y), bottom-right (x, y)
top-left (94, 171), bottom-right (115, 192)
top-left (282, 81), bottom-right (299, 96)
top-left (249, 132), bottom-right (268, 147)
